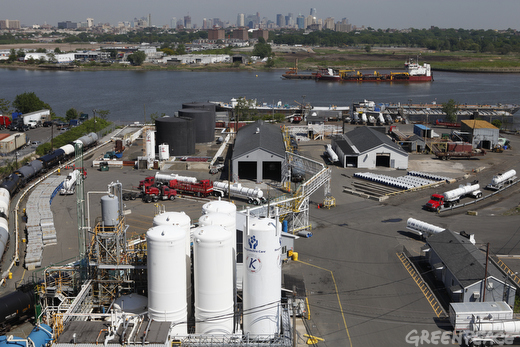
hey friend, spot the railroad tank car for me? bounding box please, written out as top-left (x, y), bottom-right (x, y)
top-left (0, 188), bottom-right (9, 217)
top-left (0, 174), bottom-right (21, 196)
top-left (74, 132), bottom-right (98, 148)
top-left (27, 160), bottom-right (43, 176)
top-left (38, 149), bottom-right (65, 168)
top-left (0, 285), bottom-right (35, 328)
top-left (14, 165), bottom-right (36, 184)
top-left (0, 217), bottom-right (9, 264)
top-left (60, 144), bottom-right (75, 157)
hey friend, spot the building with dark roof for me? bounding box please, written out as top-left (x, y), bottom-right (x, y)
top-left (331, 126), bottom-right (408, 169)
top-left (424, 230), bottom-right (515, 307)
top-left (232, 120), bottom-right (286, 182)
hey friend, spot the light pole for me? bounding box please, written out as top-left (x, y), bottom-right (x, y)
top-left (14, 134), bottom-right (20, 167)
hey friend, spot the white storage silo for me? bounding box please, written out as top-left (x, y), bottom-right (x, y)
top-left (146, 129), bottom-right (155, 160)
top-left (243, 216), bottom-right (282, 339)
top-left (100, 195), bottom-right (119, 227)
top-left (193, 225), bottom-right (233, 334)
top-left (153, 211), bottom-right (192, 317)
top-left (146, 225), bottom-right (187, 335)
top-left (201, 200), bottom-right (237, 257)
top-left (158, 144), bottom-right (169, 161)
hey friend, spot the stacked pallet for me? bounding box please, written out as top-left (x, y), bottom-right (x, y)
top-left (24, 176), bottom-right (62, 270)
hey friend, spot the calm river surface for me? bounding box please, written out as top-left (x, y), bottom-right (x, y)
top-left (1, 68), bottom-right (519, 123)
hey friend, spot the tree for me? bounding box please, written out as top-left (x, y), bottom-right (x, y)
top-left (13, 92), bottom-right (52, 114)
top-left (442, 99), bottom-right (459, 123)
top-left (233, 97), bottom-right (257, 121)
top-left (176, 43), bottom-right (186, 55)
top-left (66, 108), bottom-right (79, 121)
top-left (96, 109), bottom-right (110, 121)
top-left (8, 48), bottom-right (16, 63)
top-left (127, 50), bottom-right (146, 65)
top-left (252, 39), bottom-right (272, 59)
top-left (265, 57), bottom-right (275, 68)
top-left (54, 47), bottom-right (62, 54)
top-left (491, 119), bottom-right (502, 129)
top-left (0, 98), bottom-right (12, 116)
top-left (365, 45), bottom-right (371, 53)
top-left (160, 47), bottom-right (175, 56)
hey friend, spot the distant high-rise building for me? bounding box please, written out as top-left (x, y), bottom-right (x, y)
top-left (184, 15), bottom-right (192, 29)
top-left (310, 8), bottom-right (317, 16)
top-left (233, 27), bottom-right (249, 40)
top-left (237, 13), bottom-right (244, 27)
top-left (171, 17), bottom-right (177, 28)
top-left (87, 18), bottom-right (94, 28)
top-left (0, 19), bottom-right (21, 29)
top-left (324, 17), bottom-right (334, 30)
top-left (276, 14), bottom-right (283, 28)
top-left (252, 29), bottom-right (269, 41)
top-left (148, 14), bottom-right (151, 27)
top-left (296, 15), bottom-right (304, 29)
top-left (58, 21), bottom-right (78, 29)
top-left (305, 15), bottom-right (314, 28)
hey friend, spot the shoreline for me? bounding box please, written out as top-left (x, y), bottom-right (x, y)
top-left (2, 63), bottom-right (520, 74)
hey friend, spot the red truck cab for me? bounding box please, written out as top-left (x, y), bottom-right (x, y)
top-left (139, 176), bottom-right (155, 189)
top-left (425, 194), bottom-right (444, 211)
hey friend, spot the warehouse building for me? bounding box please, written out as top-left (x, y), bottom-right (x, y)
top-left (424, 230), bottom-right (516, 307)
top-left (331, 126), bottom-right (408, 169)
top-left (232, 120), bottom-right (285, 182)
top-left (460, 120), bottom-right (499, 150)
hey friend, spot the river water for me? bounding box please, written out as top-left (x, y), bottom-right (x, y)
top-left (1, 68), bottom-right (519, 124)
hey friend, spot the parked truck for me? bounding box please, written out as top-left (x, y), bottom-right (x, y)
top-left (22, 109), bottom-right (50, 129)
top-left (138, 173), bottom-right (198, 189)
top-left (0, 133), bottom-right (27, 154)
top-left (486, 169), bottom-right (517, 190)
top-left (212, 181), bottom-right (266, 205)
top-left (168, 179), bottom-right (221, 198)
top-left (425, 181), bottom-right (482, 211)
top-left (142, 185), bottom-right (177, 203)
top-left (59, 168), bottom-right (87, 195)
top-left (0, 115), bottom-right (11, 129)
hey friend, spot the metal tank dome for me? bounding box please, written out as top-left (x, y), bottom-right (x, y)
top-left (178, 108), bottom-right (215, 143)
top-left (155, 117), bottom-right (195, 156)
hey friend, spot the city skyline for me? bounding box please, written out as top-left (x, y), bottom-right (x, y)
top-left (2, 0), bottom-right (520, 31)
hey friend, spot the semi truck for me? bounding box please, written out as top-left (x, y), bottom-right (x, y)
top-left (425, 182), bottom-right (482, 211)
top-left (212, 181), bottom-right (266, 205)
top-left (0, 115), bottom-right (11, 129)
top-left (486, 169), bottom-right (517, 190)
top-left (59, 168), bottom-right (87, 195)
top-left (141, 185), bottom-right (177, 203)
top-left (22, 109), bottom-right (50, 129)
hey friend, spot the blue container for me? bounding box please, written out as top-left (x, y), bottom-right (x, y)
top-left (282, 220), bottom-right (288, 233)
top-left (27, 324), bottom-right (52, 347)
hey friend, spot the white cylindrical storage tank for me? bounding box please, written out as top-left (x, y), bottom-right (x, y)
top-left (100, 195), bottom-right (119, 227)
top-left (193, 225), bottom-right (233, 334)
top-left (153, 211), bottom-right (192, 316)
top-left (201, 200), bottom-right (237, 217)
top-left (155, 172), bottom-right (197, 184)
top-left (146, 225), bottom-right (187, 334)
top-left (201, 200), bottom-right (237, 263)
top-left (146, 129), bottom-right (155, 160)
top-left (113, 293), bottom-right (148, 314)
top-left (0, 188), bottom-right (9, 216)
top-left (158, 144), bottom-right (169, 161)
top-left (243, 216), bottom-right (281, 339)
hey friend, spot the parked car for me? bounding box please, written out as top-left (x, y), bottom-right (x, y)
top-left (43, 121), bottom-right (53, 127)
top-left (31, 141), bottom-right (42, 148)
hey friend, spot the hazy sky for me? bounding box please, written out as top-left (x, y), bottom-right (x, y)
top-left (3, 0), bottom-right (519, 30)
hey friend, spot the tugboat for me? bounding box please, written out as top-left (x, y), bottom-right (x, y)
top-left (316, 67), bottom-right (342, 82)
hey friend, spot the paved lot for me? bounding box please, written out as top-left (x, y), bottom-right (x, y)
top-left (3, 123), bottom-right (520, 346)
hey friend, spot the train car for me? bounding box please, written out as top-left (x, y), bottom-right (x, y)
top-left (0, 188), bottom-right (9, 218)
top-left (0, 285), bottom-right (35, 330)
top-left (38, 148), bottom-right (65, 169)
top-left (0, 174), bottom-right (21, 197)
top-left (13, 165), bottom-right (36, 185)
top-left (74, 132), bottom-right (98, 149)
top-left (0, 217), bottom-right (8, 266)
top-left (60, 144), bottom-right (75, 158)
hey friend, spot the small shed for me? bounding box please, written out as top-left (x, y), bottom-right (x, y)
top-left (460, 120), bottom-right (499, 150)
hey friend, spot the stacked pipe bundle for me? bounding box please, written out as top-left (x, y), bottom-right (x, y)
top-left (353, 172), bottom-right (435, 190)
top-left (24, 176), bottom-right (61, 269)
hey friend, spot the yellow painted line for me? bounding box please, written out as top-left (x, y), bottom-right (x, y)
top-left (397, 253), bottom-right (443, 317)
top-left (296, 260), bottom-right (353, 347)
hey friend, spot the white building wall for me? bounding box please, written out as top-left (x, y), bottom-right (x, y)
top-left (232, 148), bottom-right (285, 182)
top-left (356, 144), bottom-right (408, 169)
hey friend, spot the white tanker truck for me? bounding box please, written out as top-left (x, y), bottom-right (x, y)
top-left (213, 181), bottom-right (266, 205)
top-left (486, 169), bottom-right (517, 190)
top-left (60, 170), bottom-right (82, 195)
top-left (425, 181), bottom-right (482, 211)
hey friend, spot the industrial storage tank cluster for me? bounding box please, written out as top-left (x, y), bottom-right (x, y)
top-left (153, 101), bottom-right (217, 157)
top-left (155, 117), bottom-right (196, 157)
top-left (143, 199), bottom-right (282, 339)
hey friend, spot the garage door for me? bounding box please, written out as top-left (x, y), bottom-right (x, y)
top-left (262, 161), bottom-right (281, 181)
top-left (376, 153), bottom-right (391, 167)
top-left (238, 162), bottom-right (257, 180)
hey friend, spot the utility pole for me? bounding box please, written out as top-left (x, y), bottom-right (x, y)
top-left (483, 243), bottom-right (490, 302)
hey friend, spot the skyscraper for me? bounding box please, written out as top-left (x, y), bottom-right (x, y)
top-left (237, 13), bottom-right (244, 27)
top-left (310, 8), bottom-right (317, 17)
top-left (184, 15), bottom-right (192, 29)
top-left (87, 18), bottom-right (94, 28)
top-left (276, 14), bottom-right (284, 28)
